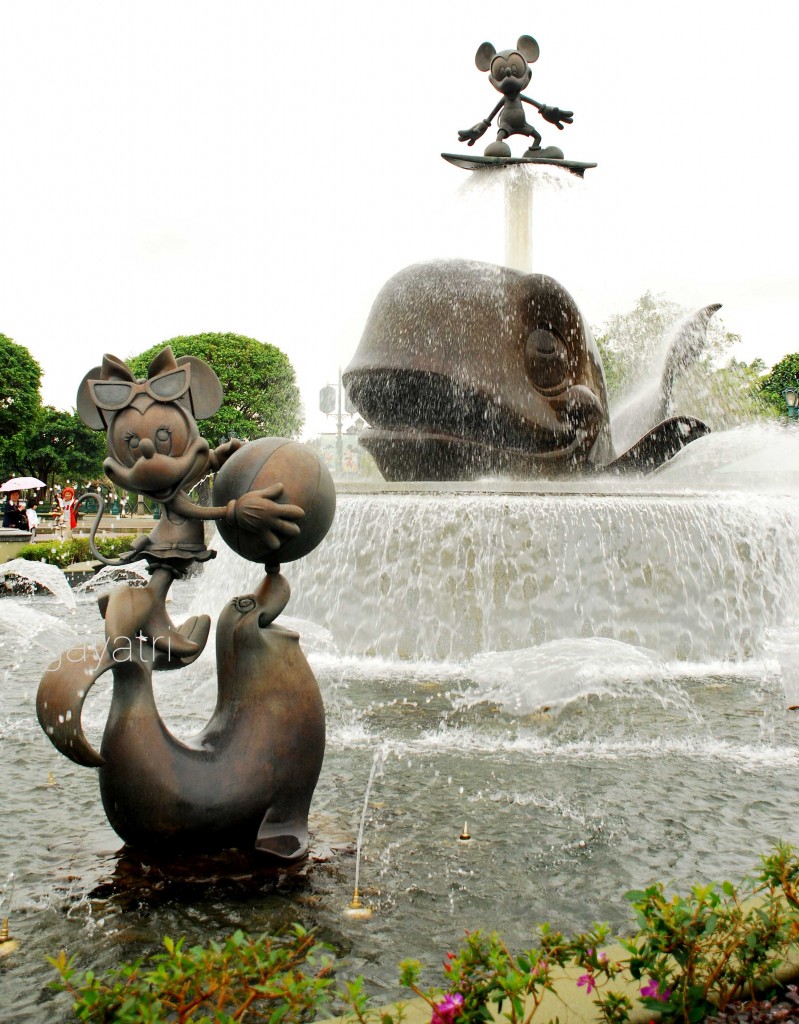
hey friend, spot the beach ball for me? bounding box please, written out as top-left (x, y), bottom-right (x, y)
top-left (212, 438), bottom-right (335, 565)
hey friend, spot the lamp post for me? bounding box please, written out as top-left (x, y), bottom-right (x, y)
top-left (319, 369), bottom-right (356, 475)
top-left (783, 387), bottom-right (799, 419)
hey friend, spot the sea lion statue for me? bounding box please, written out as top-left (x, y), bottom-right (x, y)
top-left (343, 259), bottom-right (718, 481)
top-left (37, 566), bottom-right (325, 859)
top-left (37, 350), bottom-right (336, 861)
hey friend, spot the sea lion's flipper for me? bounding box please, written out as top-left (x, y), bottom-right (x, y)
top-left (152, 615), bottom-right (211, 671)
top-left (255, 813), bottom-right (309, 861)
top-left (36, 644), bottom-right (107, 767)
top-left (604, 416), bottom-right (710, 474)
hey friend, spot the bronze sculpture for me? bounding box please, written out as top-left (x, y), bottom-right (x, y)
top-left (343, 260), bottom-right (718, 481)
top-left (37, 349), bottom-right (335, 860)
top-left (458, 35), bottom-right (572, 159)
top-left (441, 34), bottom-right (595, 175)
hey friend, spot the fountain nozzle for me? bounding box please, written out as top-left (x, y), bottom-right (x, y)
top-left (458, 821), bottom-right (472, 843)
top-left (344, 887), bottom-right (373, 920)
top-left (0, 918), bottom-right (18, 957)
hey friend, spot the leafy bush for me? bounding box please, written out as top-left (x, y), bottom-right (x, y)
top-left (50, 845), bottom-right (799, 1024)
top-left (17, 535), bottom-right (136, 568)
top-left (51, 926), bottom-right (335, 1024)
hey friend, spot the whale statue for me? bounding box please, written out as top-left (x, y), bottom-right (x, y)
top-left (343, 259), bottom-right (718, 481)
top-left (37, 567), bottom-right (325, 860)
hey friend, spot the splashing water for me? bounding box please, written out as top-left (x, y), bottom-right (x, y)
top-left (0, 559), bottom-right (76, 609)
top-left (352, 745), bottom-right (388, 902)
top-left (5, 424), bottom-right (799, 1020)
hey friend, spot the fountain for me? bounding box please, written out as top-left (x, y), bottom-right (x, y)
top-left (4, 434), bottom-right (799, 1020)
top-left (3, 31), bottom-right (799, 1024)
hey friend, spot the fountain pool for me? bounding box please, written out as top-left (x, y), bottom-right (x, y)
top-left (3, 424), bottom-right (799, 1021)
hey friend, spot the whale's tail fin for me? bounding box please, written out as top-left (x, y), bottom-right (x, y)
top-left (603, 416), bottom-right (711, 473)
top-left (609, 303), bottom-right (720, 458)
top-left (255, 814), bottom-right (309, 861)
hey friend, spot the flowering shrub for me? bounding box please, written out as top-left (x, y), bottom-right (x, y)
top-left (51, 844), bottom-right (799, 1024)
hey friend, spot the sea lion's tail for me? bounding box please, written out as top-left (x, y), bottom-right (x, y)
top-left (37, 644), bottom-right (107, 767)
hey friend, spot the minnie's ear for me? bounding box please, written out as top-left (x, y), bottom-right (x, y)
top-left (76, 366), bottom-right (109, 430)
top-left (517, 35), bottom-right (540, 64)
top-left (177, 356), bottom-right (224, 419)
top-left (76, 353), bottom-right (135, 429)
top-left (475, 42), bottom-right (496, 72)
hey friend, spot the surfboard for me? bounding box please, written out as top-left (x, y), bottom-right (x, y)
top-left (441, 152), bottom-right (597, 178)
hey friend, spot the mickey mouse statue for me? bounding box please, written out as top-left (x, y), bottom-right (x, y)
top-left (458, 35), bottom-right (573, 159)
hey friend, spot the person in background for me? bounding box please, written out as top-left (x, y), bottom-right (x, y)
top-left (25, 500), bottom-right (39, 539)
top-left (3, 490), bottom-right (28, 530)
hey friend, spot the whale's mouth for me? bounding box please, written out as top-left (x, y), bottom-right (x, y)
top-left (345, 368), bottom-right (604, 481)
top-left (358, 428), bottom-right (589, 482)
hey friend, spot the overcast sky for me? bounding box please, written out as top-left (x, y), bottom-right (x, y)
top-left (1, 1), bottom-right (797, 437)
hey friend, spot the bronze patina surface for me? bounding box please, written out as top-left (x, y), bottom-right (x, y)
top-left (343, 260), bottom-right (716, 481)
top-left (38, 348), bottom-right (334, 861)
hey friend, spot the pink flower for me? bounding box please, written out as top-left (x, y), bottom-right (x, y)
top-left (640, 978), bottom-right (671, 1002)
top-left (431, 992), bottom-right (464, 1024)
top-left (577, 973), bottom-right (596, 994)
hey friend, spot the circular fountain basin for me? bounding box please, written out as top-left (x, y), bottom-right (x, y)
top-left (4, 424), bottom-right (799, 1020)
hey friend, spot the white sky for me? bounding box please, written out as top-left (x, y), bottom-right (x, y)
top-left (1, 0), bottom-right (797, 437)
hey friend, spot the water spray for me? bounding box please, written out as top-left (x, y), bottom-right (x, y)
top-left (458, 821), bottom-right (473, 844)
top-left (343, 746), bottom-right (385, 919)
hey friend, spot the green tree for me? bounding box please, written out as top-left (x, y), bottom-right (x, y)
top-left (758, 352), bottom-right (799, 414)
top-left (0, 334), bottom-right (42, 454)
top-left (128, 332), bottom-right (303, 444)
top-left (594, 291), bottom-right (686, 400)
top-left (1, 406), bottom-right (107, 488)
top-left (0, 333), bottom-right (42, 439)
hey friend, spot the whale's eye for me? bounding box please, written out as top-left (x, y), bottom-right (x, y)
top-left (234, 596), bottom-right (256, 613)
top-left (525, 328), bottom-right (569, 390)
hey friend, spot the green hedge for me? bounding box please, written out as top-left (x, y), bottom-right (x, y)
top-left (16, 535), bottom-right (136, 569)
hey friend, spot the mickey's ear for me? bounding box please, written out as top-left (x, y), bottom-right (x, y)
top-left (517, 35), bottom-right (540, 64)
top-left (475, 42), bottom-right (496, 71)
top-left (177, 356), bottom-right (223, 419)
top-left (76, 366), bottom-right (108, 430)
